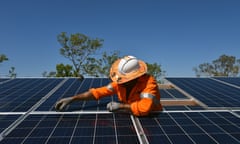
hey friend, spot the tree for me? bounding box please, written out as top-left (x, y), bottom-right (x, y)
top-left (95, 51), bottom-right (120, 77)
top-left (57, 32), bottom-right (103, 78)
top-left (0, 54), bottom-right (8, 63)
top-left (56, 63), bottom-right (74, 77)
top-left (146, 62), bottom-right (165, 83)
top-left (194, 54), bottom-right (240, 77)
top-left (42, 71), bottom-right (56, 77)
top-left (8, 67), bottom-right (17, 78)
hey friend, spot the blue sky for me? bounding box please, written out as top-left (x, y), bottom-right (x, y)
top-left (0, 0), bottom-right (240, 77)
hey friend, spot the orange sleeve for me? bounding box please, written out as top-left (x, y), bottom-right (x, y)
top-left (130, 98), bottom-right (153, 116)
top-left (90, 83), bottom-right (116, 100)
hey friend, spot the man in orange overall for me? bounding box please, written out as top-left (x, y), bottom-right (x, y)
top-left (55, 56), bottom-right (162, 116)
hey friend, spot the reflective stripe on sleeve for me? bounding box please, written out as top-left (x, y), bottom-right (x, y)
top-left (140, 93), bottom-right (160, 105)
top-left (106, 84), bottom-right (114, 92)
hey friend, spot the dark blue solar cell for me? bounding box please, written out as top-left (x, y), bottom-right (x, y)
top-left (181, 125), bottom-right (205, 134)
top-left (74, 127), bottom-right (95, 136)
top-left (0, 138), bottom-right (25, 144)
top-left (148, 135), bottom-right (172, 144)
top-left (30, 127), bottom-right (53, 137)
top-left (23, 137), bottom-right (48, 144)
top-left (168, 135), bottom-right (194, 144)
top-left (162, 125), bottom-right (185, 134)
top-left (190, 134), bottom-right (217, 143)
top-left (200, 125), bottom-right (224, 133)
top-left (144, 126), bottom-right (164, 135)
top-left (71, 137), bottom-right (93, 143)
top-left (0, 115), bottom-right (20, 133)
top-left (211, 133), bottom-right (239, 143)
top-left (219, 125), bottom-right (240, 133)
top-left (6, 128), bottom-right (32, 137)
top-left (52, 127), bottom-right (74, 136)
top-left (47, 137), bottom-right (71, 144)
top-left (157, 117), bottom-right (177, 125)
top-left (160, 89), bottom-right (188, 99)
top-left (94, 136), bottom-right (116, 144)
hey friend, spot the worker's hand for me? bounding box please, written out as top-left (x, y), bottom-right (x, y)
top-left (55, 97), bottom-right (73, 111)
top-left (106, 101), bottom-right (121, 112)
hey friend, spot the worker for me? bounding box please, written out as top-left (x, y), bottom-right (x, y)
top-left (55, 55), bottom-right (162, 116)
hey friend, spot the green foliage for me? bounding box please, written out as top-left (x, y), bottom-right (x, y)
top-left (56, 63), bottom-right (74, 77)
top-left (0, 54), bottom-right (8, 63)
top-left (57, 32), bottom-right (103, 77)
top-left (55, 32), bottom-right (164, 80)
top-left (8, 67), bottom-right (17, 78)
top-left (194, 54), bottom-right (240, 77)
top-left (42, 71), bottom-right (56, 77)
top-left (96, 51), bottom-right (120, 77)
top-left (146, 62), bottom-right (165, 82)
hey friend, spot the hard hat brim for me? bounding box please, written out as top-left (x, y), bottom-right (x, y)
top-left (109, 59), bottom-right (147, 84)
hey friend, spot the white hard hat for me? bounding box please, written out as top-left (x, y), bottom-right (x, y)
top-left (110, 55), bottom-right (147, 84)
top-left (118, 56), bottom-right (140, 75)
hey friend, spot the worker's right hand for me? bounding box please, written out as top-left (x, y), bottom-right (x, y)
top-left (55, 97), bottom-right (73, 111)
top-left (106, 101), bottom-right (121, 112)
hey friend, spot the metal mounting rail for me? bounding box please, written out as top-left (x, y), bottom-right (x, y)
top-left (131, 115), bottom-right (149, 144)
top-left (0, 78), bottom-right (68, 141)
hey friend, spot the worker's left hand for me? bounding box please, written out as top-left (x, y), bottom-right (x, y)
top-left (106, 101), bottom-right (121, 112)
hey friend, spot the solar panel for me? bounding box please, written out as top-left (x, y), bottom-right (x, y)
top-left (0, 78), bottom-right (64, 112)
top-left (165, 78), bottom-right (240, 107)
top-left (0, 77), bottom-right (239, 144)
top-left (139, 111), bottom-right (240, 144)
top-left (0, 113), bottom-right (139, 144)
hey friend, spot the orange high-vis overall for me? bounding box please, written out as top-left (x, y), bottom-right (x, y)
top-left (90, 74), bottom-right (162, 116)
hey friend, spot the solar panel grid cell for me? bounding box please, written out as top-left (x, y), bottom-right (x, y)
top-left (160, 89), bottom-right (188, 99)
